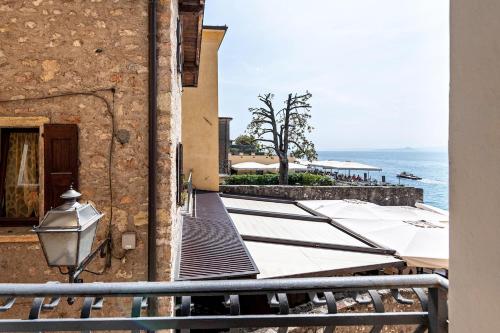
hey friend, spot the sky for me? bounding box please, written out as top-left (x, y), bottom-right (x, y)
top-left (204, 0), bottom-right (450, 151)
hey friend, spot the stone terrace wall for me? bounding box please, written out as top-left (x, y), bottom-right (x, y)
top-left (220, 185), bottom-right (424, 206)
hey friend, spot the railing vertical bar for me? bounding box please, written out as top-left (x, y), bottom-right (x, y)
top-left (229, 294), bottom-right (240, 333)
top-left (180, 296), bottom-right (191, 333)
top-left (277, 293), bottom-right (289, 333)
top-left (28, 297), bottom-right (44, 333)
top-left (413, 287), bottom-right (429, 333)
top-left (81, 297), bottom-right (95, 333)
top-left (368, 290), bottom-right (385, 333)
top-left (131, 297), bottom-right (147, 333)
top-left (428, 287), bottom-right (448, 333)
top-left (323, 291), bottom-right (337, 333)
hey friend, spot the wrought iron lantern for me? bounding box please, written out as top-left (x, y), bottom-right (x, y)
top-left (33, 186), bottom-right (109, 283)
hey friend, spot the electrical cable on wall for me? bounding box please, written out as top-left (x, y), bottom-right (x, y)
top-left (0, 87), bottom-right (128, 271)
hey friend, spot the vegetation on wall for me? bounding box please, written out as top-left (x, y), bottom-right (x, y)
top-left (224, 173), bottom-right (334, 186)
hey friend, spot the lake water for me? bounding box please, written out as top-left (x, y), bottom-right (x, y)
top-left (317, 150), bottom-right (449, 210)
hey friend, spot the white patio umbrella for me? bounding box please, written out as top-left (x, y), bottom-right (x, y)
top-left (231, 162), bottom-right (273, 171)
top-left (295, 159), bottom-right (311, 166)
top-left (374, 206), bottom-right (449, 223)
top-left (267, 162), bottom-right (308, 171)
top-left (299, 200), bottom-right (381, 219)
top-left (335, 218), bottom-right (449, 269)
top-left (300, 200), bottom-right (448, 222)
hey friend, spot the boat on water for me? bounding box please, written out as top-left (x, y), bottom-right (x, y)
top-left (397, 171), bottom-right (422, 180)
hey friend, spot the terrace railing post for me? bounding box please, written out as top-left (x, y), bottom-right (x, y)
top-left (428, 287), bottom-right (448, 333)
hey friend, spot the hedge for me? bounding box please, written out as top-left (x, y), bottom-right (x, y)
top-left (224, 173), bottom-right (334, 186)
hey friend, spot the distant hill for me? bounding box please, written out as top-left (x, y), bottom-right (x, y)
top-left (318, 147), bottom-right (448, 153)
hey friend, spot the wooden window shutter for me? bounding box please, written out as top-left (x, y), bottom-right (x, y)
top-left (43, 124), bottom-right (79, 212)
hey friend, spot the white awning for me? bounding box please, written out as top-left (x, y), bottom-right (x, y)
top-left (231, 162), bottom-right (274, 170)
top-left (221, 195), bottom-right (404, 278)
top-left (244, 241), bottom-right (402, 278)
top-left (221, 197), bottom-right (312, 216)
top-left (230, 213), bottom-right (369, 247)
top-left (309, 160), bottom-right (382, 171)
top-left (266, 162), bottom-right (308, 171)
top-left (295, 159), bottom-right (312, 166)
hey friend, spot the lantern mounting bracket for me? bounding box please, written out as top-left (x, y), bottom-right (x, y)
top-left (68, 237), bottom-right (111, 284)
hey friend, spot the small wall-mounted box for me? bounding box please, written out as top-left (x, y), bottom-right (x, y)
top-left (122, 232), bottom-right (136, 250)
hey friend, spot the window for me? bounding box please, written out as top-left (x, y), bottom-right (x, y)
top-left (0, 123), bottom-right (78, 227)
top-left (0, 128), bottom-right (40, 225)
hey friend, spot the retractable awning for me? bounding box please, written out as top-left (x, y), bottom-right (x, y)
top-left (220, 195), bottom-right (404, 278)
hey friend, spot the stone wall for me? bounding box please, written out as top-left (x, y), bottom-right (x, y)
top-left (0, 0), bottom-right (181, 317)
top-left (220, 185), bottom-right (424, 206)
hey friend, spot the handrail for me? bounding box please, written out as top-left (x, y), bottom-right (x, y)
top-left (0, 274), bottom-right (448, 333)
top-left (0, 274), bottom-right (447, 297)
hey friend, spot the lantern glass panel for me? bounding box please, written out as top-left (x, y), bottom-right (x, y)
top-left (40, 210), bottom-right (79, 228)
top-left (77, 222), bottom-right (98, 266)
top-left (39, 231), bottom-right (78, 266)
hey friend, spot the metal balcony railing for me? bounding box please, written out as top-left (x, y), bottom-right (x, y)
top-left (0, 274), bottom-right (448, 332)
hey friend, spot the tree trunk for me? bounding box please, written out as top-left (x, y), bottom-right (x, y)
top-left (279, 157), bottom-right (289, 185)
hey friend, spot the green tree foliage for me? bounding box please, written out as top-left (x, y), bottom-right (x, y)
top-left (234, 134), bottom-right (256, 146)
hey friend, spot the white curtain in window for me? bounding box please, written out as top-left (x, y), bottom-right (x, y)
top-left (5, 132), bottom-right (39, 218)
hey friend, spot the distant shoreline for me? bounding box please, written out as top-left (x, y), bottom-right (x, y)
top-left (317, 147), bottom-right (448, 153)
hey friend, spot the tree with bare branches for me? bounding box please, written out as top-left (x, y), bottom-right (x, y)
top-left (246, 92), bottom-right (317, 185)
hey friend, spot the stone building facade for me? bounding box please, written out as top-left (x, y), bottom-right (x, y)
top-left (0, 0), bottom-right (204, 317)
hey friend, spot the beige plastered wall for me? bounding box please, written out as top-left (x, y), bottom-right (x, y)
top-left (182, 28), bottom-right (225, 191)
top-left (450, 0), bottom-right (500, 331)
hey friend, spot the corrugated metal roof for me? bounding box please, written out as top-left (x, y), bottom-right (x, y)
top-left (177, 191), bottom-right (259, 280)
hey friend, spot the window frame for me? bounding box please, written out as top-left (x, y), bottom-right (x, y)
top-left (0, 127), bottom-right (41, 227)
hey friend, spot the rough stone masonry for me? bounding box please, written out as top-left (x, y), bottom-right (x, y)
top-left (220, 185), bottom-right (424, 206)
top-left (0, 0), bottom-right (183, 318)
